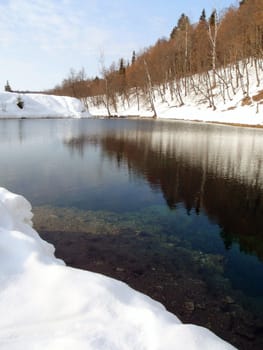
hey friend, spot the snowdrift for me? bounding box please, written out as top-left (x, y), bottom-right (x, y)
top-left (0, 91), bottom-right (90, 118)
top-left (0, 187), bottom-right (235, 349)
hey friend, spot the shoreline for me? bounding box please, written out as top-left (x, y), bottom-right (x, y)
top-left (38, 228), bottom-right (263, 350)
top-left (0, 111), bottom-right (261, 128)
top-left (90, 114), bottom-right (263, 129)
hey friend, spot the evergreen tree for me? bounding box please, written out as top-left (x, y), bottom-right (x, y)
top-left (4, 80), bottom-right (12, 92)
top-left (119, 58), bottom-right (126, 75)
top-left (131, 50), bottom-right (136, 65)
top-left (199, 9), bottom-right (206, 22)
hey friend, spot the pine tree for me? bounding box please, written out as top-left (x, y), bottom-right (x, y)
top-left (4, 80), bottom-right (12, 92)
top-left (131, 50), bottom-right (136, 65)
top-left (199, 9), bottom-right (206, 22)
top-left (119, 58), bottom-right (126, 75)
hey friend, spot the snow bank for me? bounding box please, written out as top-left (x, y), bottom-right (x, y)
top-left (0, 91), bottom-right (90, 118)
top-left (0, 187), bottom-right (235, 350)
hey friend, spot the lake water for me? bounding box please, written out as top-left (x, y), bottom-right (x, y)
top-left (1, 118), bottom-right (263, 348)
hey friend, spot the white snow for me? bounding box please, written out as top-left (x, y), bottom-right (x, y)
top-left (0, 187), bottom-right (236, 349)
top-left (0, 91), bottom-right (90, 118)
top-left (88, 61), bottom-right (263, 126)
top-left (1, 61), bottom-right (262, 126)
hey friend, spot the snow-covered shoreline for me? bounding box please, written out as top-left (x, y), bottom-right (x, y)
top-left (0, 187), bottom-right (235, 349)
top-left (88, 96), bottom-right (263, 127)
top-left (1, 66), bottom-right (262, 127)
top-left (88, 62), bottom-right (263, 127)
top-left (0, 91), bottom-right (90, 119)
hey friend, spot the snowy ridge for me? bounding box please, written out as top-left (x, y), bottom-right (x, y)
top-left (0, 91), bottom-right (90, 118)
top-left (0, 187), bottom-right (236, 349)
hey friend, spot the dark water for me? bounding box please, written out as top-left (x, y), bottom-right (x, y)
top-left (1, 118), bottom-right (263, 346)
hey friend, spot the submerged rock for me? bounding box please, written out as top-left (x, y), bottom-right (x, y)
top-left (184, 301), bottom-right (195, 312)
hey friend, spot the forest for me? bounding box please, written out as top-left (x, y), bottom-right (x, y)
top-left (48, 0), bottom-right (263, 116)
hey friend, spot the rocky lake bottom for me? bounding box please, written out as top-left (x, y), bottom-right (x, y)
top-left (34, 205), bottom-right (263, 350)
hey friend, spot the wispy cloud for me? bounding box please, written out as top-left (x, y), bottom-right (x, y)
top-left (1, 0), bottom-right (234, 90)
top-left (0, 0), bottom-right (136, 89)
top-left (0, 0), bottom-right (113, 52)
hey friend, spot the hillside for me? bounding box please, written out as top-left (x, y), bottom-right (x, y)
top-left (49, 0), bottom-right (262, 126)
top-left (1, 63), bottom-right (262, 125)
top-left (88, 60), bottom-right (263, 126)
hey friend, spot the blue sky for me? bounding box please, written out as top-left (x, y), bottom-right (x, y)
top-left (0, 0), bottom-right (238, 91)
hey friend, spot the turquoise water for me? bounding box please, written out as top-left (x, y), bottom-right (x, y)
top-left (1, 118), bottom-right (263, 318)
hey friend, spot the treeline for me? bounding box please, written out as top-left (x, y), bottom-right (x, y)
top-left (48, 0), bottom-right (263, 114)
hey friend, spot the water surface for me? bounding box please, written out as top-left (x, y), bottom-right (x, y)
top-left (1, 118), bottom-right (263, 348)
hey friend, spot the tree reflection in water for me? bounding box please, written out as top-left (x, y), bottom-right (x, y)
top-left (65, 121), bottom-right (263, 261)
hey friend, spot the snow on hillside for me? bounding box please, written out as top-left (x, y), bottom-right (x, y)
top-left (0, 91), bottom-right (90, 118)
top-left (88, 61), bottom-right (263, 126)
top-left (0, 187), bottom-right (236, 350)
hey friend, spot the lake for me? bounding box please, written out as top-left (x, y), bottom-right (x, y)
top-left (1, 118), bottom-right (263, 349)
